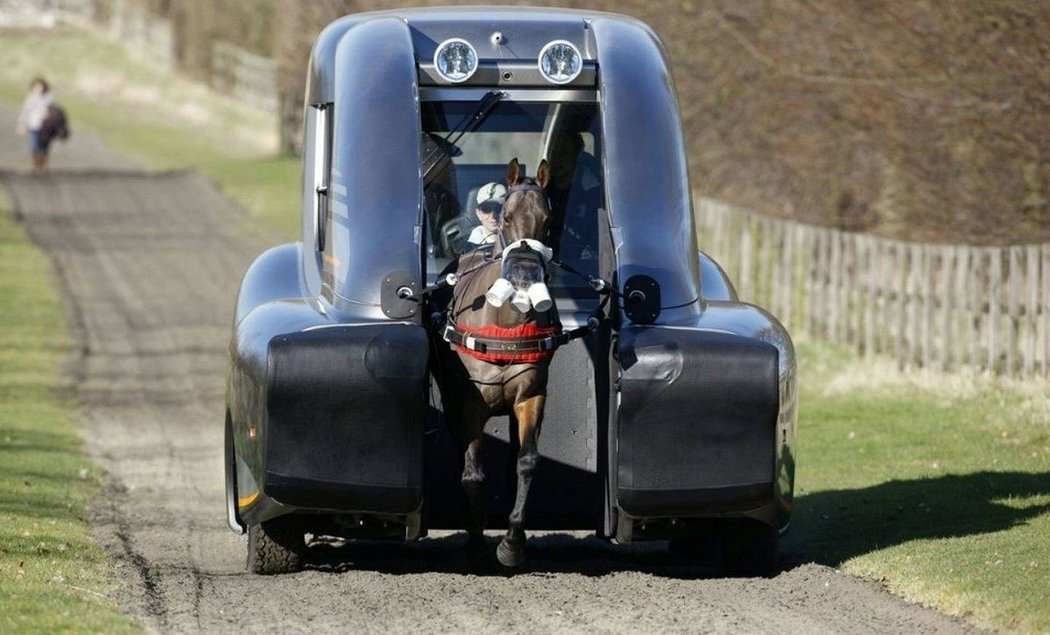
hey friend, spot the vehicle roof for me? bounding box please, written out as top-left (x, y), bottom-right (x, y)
top-left (323, 5), bottom-right (651, 60)
top-left (307, 7), bottom-right (659, 101)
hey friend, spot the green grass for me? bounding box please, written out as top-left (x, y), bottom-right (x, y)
top-left (789, 338), bottom-right (1050, 631)
top-left (206, 156), bottom-right (300, 239)
top-left (3, 23), bottom-right (1050, 634)
top-left (0, 191), bottom-right (139, 634)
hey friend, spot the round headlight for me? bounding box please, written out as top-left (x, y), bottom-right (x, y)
top-left (538, 40), bottom-right (583, 85)
top-left (433, 38), bottom-right (478, 83)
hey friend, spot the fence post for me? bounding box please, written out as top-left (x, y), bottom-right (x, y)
top-left (1006, 247), bottom-right (1021, 376)
top-left (764, 218), bottom-right (781, 314)
top-left (954, 245), bottom-right (970, 370)
top-left (781, 223), bottom-right (795, 328)
top-left (895, 244), bottom-right (907, 368)
top-left (1024, 245), bottom-right (1038, 376)
top-left (940, 246), bottom-right (954, 371)
top-left (738, 215), bottom-right (752, 301)
top-left (818, 230), bottom-right (828, 340)
top-left (919, 245), bottom-right (932, 369)
top-left (848, 234), bottom-right (859, 350)
top-left (988, 248), bottom-right (1001, 373)
top-left (828, 231), bottom-right (840, 343)
top-left (864, 236), bottom-right (875, 357)
top-left (1043, 244), bottom-right (1050, 376)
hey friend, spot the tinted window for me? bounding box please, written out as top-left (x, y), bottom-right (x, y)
top-left (421, 101), bottom-right (602, 283)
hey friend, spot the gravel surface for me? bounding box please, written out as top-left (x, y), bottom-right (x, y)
top-left (0, 108), bottom-right (980, 634)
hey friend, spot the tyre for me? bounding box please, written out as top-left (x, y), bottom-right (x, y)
top-left (719, 519), bottom-right (779, 577)
top-left (247, 516), bottom-right (305, 575)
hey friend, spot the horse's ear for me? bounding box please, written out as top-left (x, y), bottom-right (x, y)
top-left (506, 157), bottom-right (521, 185)
top-left (536, 159), bottom-right (550, 189)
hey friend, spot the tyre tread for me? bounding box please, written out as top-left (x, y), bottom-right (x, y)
top-left (247, 517), bottom-right (304, 575)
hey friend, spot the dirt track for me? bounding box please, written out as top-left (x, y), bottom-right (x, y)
top-left (0, 111), bottom-right (979, 634)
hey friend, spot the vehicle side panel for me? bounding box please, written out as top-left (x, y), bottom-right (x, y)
top-left (324, 17), bottom-right (423, 314)
top-left (591, 17), bottom-right (701, 312)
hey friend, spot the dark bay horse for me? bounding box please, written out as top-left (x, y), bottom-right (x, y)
top-left (437, 158), bottom-right (558, 567)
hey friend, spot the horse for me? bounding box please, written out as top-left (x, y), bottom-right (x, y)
top-left (435, 157), bottom-right (558, 568)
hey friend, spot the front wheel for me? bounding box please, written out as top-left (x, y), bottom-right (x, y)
top-left (247, 516), bottom-right (305, 575)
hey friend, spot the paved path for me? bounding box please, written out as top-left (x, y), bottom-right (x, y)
top-left (0, 107), bottom-right (979, 634)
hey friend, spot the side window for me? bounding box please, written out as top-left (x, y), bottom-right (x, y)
top-left (311, 104), bottom-right (332, 252)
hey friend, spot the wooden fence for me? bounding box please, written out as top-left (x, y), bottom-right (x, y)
top-left (211, 41), bottom-right (278, 113)
top-left (695, 197), bottom-right (1050, 377)
top-left (35, 0), bottom-right (278, 113)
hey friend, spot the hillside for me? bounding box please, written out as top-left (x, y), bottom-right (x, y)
top-left (267, 0), bottom-right (1050, 245)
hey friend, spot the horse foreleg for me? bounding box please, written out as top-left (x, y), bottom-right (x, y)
top-left (497, 395), bottom-right (544, 568)
top-left (462, 433), bottom-right (486, 546)
top-left (458, 399), bottom-right (488, 551)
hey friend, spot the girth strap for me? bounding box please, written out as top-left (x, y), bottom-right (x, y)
top-left (442, 322), bottom-right (560, 364)
top-left (441, 315), bottom-right (603, 364)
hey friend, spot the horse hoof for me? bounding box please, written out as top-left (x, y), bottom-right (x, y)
top-left (496, 538), bottom-right (525, 568)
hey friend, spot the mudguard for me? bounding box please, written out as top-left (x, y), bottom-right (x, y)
top-left (615, 326), bottom-right (779, 518)
top-left (263, 324), bottom-right (428, 514)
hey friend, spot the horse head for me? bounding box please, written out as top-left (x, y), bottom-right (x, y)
top-left (485, 158), bottom-right (554, 313)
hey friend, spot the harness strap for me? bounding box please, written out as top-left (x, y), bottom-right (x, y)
top-left (502, 238), bottom-right (553, 264)
top-left (443, 322), bottom-right (561, 363)
top-left (442, 309), bottom-right (605, 364)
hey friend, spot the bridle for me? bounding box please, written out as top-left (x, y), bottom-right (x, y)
top-left (495, 180), bottom-right (552, 252)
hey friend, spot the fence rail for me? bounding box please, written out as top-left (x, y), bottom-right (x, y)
top-left (696, 197), bottom-right (1050, 377)
top-left (211, 41), bottom-right (278, 113)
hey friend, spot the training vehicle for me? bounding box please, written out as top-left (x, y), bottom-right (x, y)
top-left (224, 7), bottom-right (797, 574)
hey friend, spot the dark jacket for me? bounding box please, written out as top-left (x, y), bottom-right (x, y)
top-left (39, 104), bottom-right (71, 147)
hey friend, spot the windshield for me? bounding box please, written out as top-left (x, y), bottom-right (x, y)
top-left (422, 100), bottom-right (603, 285)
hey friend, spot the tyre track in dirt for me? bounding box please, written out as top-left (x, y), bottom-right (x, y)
top-left (0, 118), bottom-right (980, 634)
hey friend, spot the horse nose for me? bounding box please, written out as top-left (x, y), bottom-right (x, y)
top-left (526, 282), bottom-right (552, 312)
top-left (502, 258), bottom-right (544, 288)
top-left (510, 290), bottom-right (532, 313)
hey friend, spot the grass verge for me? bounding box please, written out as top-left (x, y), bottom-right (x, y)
top-left (0, 190), bottom-right (138, 633)
top-left (790, 339), bottom-right (1050, 632)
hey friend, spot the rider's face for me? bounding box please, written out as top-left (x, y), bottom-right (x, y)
top-left (476, 207), bottom-right (500, 233)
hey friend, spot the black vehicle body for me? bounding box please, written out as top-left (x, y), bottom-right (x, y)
top-left (225, 7), bottom-right (796, 552)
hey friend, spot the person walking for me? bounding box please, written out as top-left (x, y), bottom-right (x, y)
top-left (16, 77), bottom-right (55, 175)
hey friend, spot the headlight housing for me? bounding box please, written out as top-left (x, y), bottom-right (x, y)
top-left (433, 38), bottom-right (478, 83)
top-left (538, 40), bottom-right (583, 85)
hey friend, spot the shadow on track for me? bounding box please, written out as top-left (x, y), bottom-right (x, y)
top-left (786, 470), bottom-right (1050, 566)
top-left (303, 532), bottom-right (721, 579)
top-left (298, 471), bottom-right (1050, 577)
